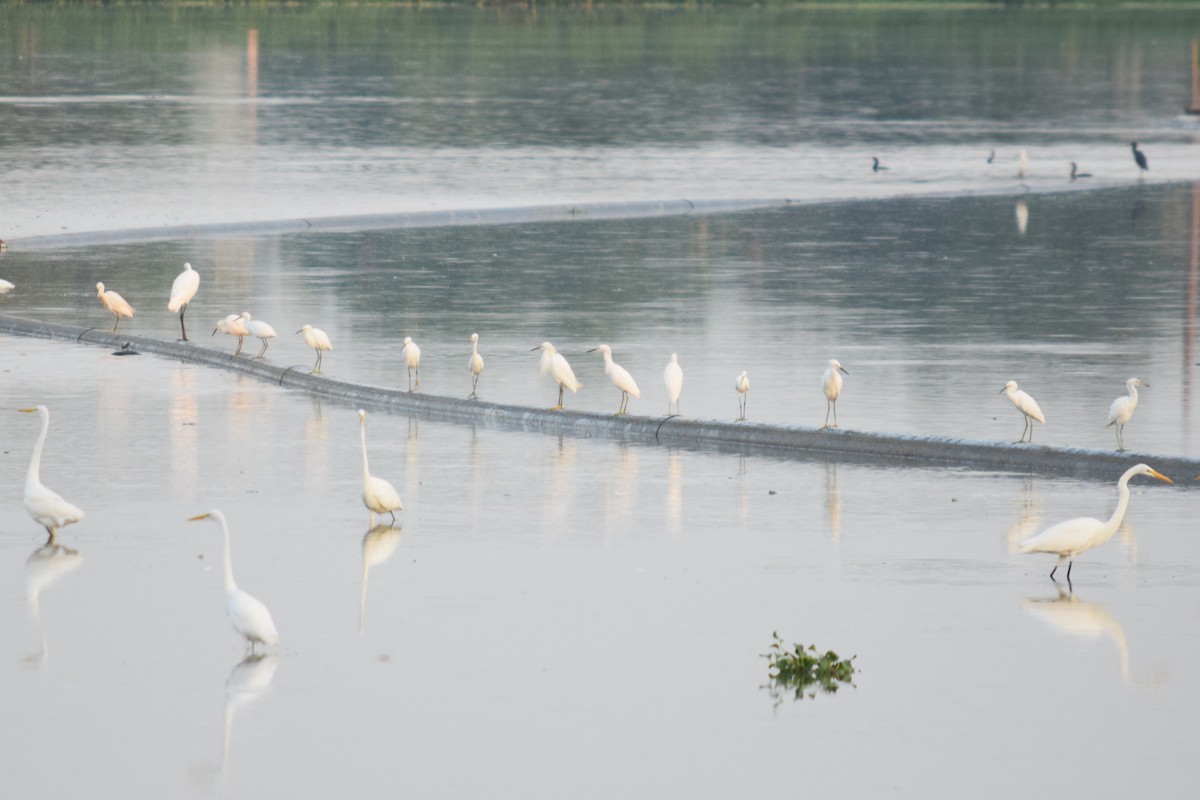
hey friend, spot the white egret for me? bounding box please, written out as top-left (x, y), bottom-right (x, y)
top-left (663, 353), bottom-right (683, 416)
top-left (188, 510), bottom-right (280, 652)
top-left (1018, 149), bottom-right (1029, 179)
top-left (240, 312), bottom-right (277, 359)
top-left (533, 342), bottom-right (581, 410)
top-left (0, 278), bottom-right (14, 294)
top-left (1131, 141), bottom-right (1148, 172)
top-left (401, 336), bottom-right (421, 392)
top-left (213, 313), bottom-right (243, 354)
top-left (735, 371), bottom-right (750, 421)
top-left (1018, 464), bottom-right (1172, 583)
top-left (821, 359), bottom-right (849, 429)
top-left (588, 343), bottom-right (640, 415)
top-left (167, 262), bottom-right (200, 341)
top-left (1106, 377), bottom-right (1147, 452)
top-left (95, 282), bottom-right (134, 333)
top-left (468, 333), bottom-right (484, 399)
top-left (1001, 380), bottom-right (1045, 443)
top-left (18, 406), bottom-right (84, 543)
top-left (358, 409), bottom-right (404, 526)
top-left (296, 324), bottom-right (332, 373)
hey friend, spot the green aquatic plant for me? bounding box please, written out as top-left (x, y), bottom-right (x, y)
top-left (763, 632), bottom-right (856, 702)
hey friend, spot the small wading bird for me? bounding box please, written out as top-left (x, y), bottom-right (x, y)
top-left (1070, 162), bottom-right (1092, 180)
top-left (401, 336), bottom-right (421, 392)
top-left (588, 344), bottom-right (640, 415)
top-left (821, 359), bottom-right (849, 429)
top-left (358, 409), bottom-right (403, 526)
top-left (533, 342), bottom-right (581, 410)
top-left (19, 406), bottom-right (84, 543)
top-left (663, 353), bottom-right (683, 416)
top-left (1019, 464), bottom-right (1172, 584)
top-left (468, 333), bottom-right (484, 399)
top-left (95, 282), bottom-right (134, 333)
top-left (987, 150), bottom-right (996, 164)
top-left (1018, 149), bottom-right (1029, 179)
top-left (0, 278), bottom-right (14, 294)
top-left (1001, 380), bottom-right (1045, 443)
top-left (213, 313), bottom-right (244, 355)
top-left (872, 157), bottom-right (888, 172)
top-left (1107, 377), bottom-right (1147, 451)
top-left (167, 262), bottom-right (200, 341)
top-left (735, 371), bottom-right (750, 421)
top-left (296, 324), bottom-right (332, 373)
top-left (1131, 141), bottom-right (1148, 173)
top-left (240, 312), bottom-right (277, 359)
top-left (188, 510), bottom-right (280, 653)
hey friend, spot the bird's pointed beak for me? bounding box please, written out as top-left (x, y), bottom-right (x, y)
top-left (17, 407), bottom-right (36, 413)
top-left (587, 347), bottom-right (597, 353)
top-left (530, 345), bottom-right (541, 351)
top-left (998, 386), bottom-right (1007, 394)
top-left (187, 513), bottom-right (210, 522)
top-left (1148, 469), bottom-right (1173, 485)
top-left (295, 329), bottom-right (304, 335)
top-left (840, 367), bottom-right (849, 375)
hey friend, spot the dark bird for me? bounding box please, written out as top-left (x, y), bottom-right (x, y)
top-left (1070, 162), bottom-right (1092, 180)
top-left (987, 150), bottom-right (995, 164)
top-left (872, 157), bottom-right (888, 172)
top-left (1131, 142), bottom-right (1149, 172)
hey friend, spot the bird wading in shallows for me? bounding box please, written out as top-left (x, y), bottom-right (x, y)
top-left (95, 282), bottom-right (134, 333)
top-left (1131, 141), bottom-right (1149, 173)
top-left (296, 324), bottom-right (332, 374)
top-left (588, 344), bottom-right (640, 416)
top-left (821, 359), bottom-right (849, 429)
top-left (1018, 464), bottom-right (1172, 585)
top-left (468, 333), bottom-right (484, 399)
top-left (401, 337), bottom-right (421, 392)
top-left (1001, 380), bottom-right (1045, 443)
top-left (663, 354), bottom-right (683, 417)
top-left (358, 410), bottom-right (403, 526)
top-left (18, 406), bottom-right (84, 544)
top-left (188, 510), bottom-right (280, 653)
top-left (1107, 377), bottom-right (1147, 452)
top-left (735, 371), bottom-right (750, 421)
top-left (533, 342), bottom-right (581, 411)
top-left (168, 262), bottom-right (200, 341)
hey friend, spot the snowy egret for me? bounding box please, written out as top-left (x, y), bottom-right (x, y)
top-left (213, 314), bottom-right (244, 354)
top-left (588, 344), bottom-right (640, 415)
top-left (468, 333), bottom-right (484, 399)
top-left (1018, 464), bottom-right (1172, 583)
top-left (735, 371), bottom-right (750, 421)
top-left (1070, 162), bottom-right (1092, 180)
top-left (1131, 142), bottom-right (1148, 172)
top-left (0, 278), bottom-right (14, 294)
top-left (821, 359), bottom-right (849, 429)
top-left (663, 353), bottom-right (683, 416)
top-left (1018, 150), bottom-right (1029, 179)
top-left (1107, 377), bottom-right (1147, 451)
top-left (188, 510), bottom-right (280, 652)
top-left (296, 324), bottom-right (332, 373)
top-left (401, 337), bottom-right (421, 392)
top-left (358, 409), bottom-right (404, 526)
top-left (533, 342), bottom-right (581, 410)
top-left (240, 313), bottom-right (277, 359)
top-left (95, 282), bottom-right (134, 333)
top-left (167, 262), bottom-right (200, 341)
top-left (872, 157), bottom-right (888, 172)
top-left (1001, 380), bottom-right (1045, 443)
top-left (18, 406), bottom-right (84, 543)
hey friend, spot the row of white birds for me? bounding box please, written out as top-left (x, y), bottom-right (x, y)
top-left (1002, 377), bottom-right (1148, 452)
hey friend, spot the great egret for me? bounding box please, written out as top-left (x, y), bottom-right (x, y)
top-left (1001, 380), bottom-right (1045, 443)
top-left (401, 337), bottom-right (421, 392)
top-left (735, 371), bottom-right (749, 421)
top-left (187, 510), bottom-right (280, 652)
top-left (872, 157), bottom-right (888, 172)
top-left (296, 324), bottom-right (332, 373)
top-left (95, 282), bottom-right (134, 333)
top-left (168, 262), bottom-right (200, 341)
top-left (0, 278), bottom-right (14, 294)
top-left (822, 359), bottom-right (849, 429)
top-left (1107, 377), bottom-right (1147, 451)
top-left (1018, 464), bottom-right (1172, 583)
top-left (468, 333), bottom-right (484, 399)
top-left (588, 344), bottom-right (640, 415)
top-left (533, 342), bottom-right (581, 410)
top-left (240, 313), bottom-right (277, 359)
top-left (213, 314), bottom-right (244, 355)
top-left (1070, 162), bottom-right (1092, 180)
top-left (1018, 150), bottom-right (1029, 179)
top-left (18, 406), bottom-right (84, 543)
top-left (1131, 142), bottom-right (1148, 172)
top-left (663, 353), bottom-right (683, 416)
top-left (358, 409), bottom-right (404, 526)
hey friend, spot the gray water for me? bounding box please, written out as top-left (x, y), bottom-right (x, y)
top-left (3, 6), bottom-right (1200, 798)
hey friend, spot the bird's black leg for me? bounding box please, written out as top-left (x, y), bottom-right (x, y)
top-left (180, 305), bottom-right (189, 341)
top-left (1050, 564), bottom-right (1058, 581)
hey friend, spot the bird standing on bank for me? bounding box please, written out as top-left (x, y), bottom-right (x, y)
top-left (1001, 380), bottom-right (1046, 443)
top-left (588, 344), bottom-right (640, 415)
top-left (240, 313), bottom-right (278, 359)
top-left (18, 406), bottom-right (84, 543)
top-left (663, 353), bottom-right (683, 416)
top-left (1018, 150), bottom-right (1029, 179)
top-left (95, 282), bottom-right (134, 333)
top-left (534, 342), bottom-right (581, 410)
top-left (401, 337), bottom-right (421, 392)
top-left (296, 324), bottom-right (332, 373)
top-left (822, 359), bottom-right (849, 429)
top-left (188, 510), bottom-right (280, 652)
top-left (735, 371), bottom-right (750, 421)
top-left (358, 409), bottom-right (404, 526)
top-left (1107, 377), bottom-right (1147, 451)
top-left (168, 262), bottom-right (200, 341)
top-left (468, 333), bottom-right (484, 399)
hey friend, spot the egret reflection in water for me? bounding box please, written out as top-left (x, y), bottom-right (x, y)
top-left (23, 542), bottom-right (83, 664)
top-left (221, 652), bottom-right (280, 780)
top-left (360, 523), bottom-right (404, 634)
top-left (1022, 587), bottom-right (1131, 684)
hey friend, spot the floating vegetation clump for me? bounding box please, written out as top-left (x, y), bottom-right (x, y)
top-left (763, 632), bottom-right (857, 703)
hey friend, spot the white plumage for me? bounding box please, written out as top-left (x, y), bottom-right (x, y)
top-left (19, 406), bottom-right (84, 542)
top-left (95, 282), bottom-right (134, 332)
top-left (1106, 377), bottom-right (1146, 451)
top-left (1002, 380), bottom-right (1045, 443)
top-left (534, 341), bottom-right (581, 410)
top-left (663, 353), bottom-right (683, 416)
top-left (358, 409), bottom-right (404, 526)
top-left (167, 262), bottom-right (200, 340)
top-left (822, 359), bottom-right (849, 429)
top-left (188, 510), bottom-right (279, 651)
top-left (589, 343), bottom-right (640, 415)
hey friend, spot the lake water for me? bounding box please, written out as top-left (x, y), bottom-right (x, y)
top-left (2, 5), bottom-right (1200, 798)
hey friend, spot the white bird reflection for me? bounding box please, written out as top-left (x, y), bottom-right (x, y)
top-left (24, 542), bottom-right (83, 664)
top-left (221, 652), bottom-right (279, 780)
top-left (1022, 587), bottom-right (1130, 683)
top-left (825, 463), bottom-right (842, 540)
top-left (360, 524), bottom-right (404, 634)
top-left (1005, 476), bottom-right (1043, 553)
top-left (666, 450), bottom-right (683, 535)
top-left (1015, 200), bottom-right (1030, 235)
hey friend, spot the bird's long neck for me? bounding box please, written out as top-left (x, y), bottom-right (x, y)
top-left (1098, 475), bottom-right (1134, 548)
top-left (360, 419), bottom-right (371, 479)
top-left (602, 350), bottom-right (614, 372)
top-left (1127, 384), bottom-right (1139, 410)
top-left (218, 514), bottom-right (237, 593)
top-left (26, 409), bottom-right (49, 489)
top-left (471, 340), bottom-right (478, 358)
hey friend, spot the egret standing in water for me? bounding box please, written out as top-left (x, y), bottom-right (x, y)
top-left (663, 353), bottom-right (683, 416)
top-left (188, 510), bottom-right (280, 652)
top-left (18, 406), bottom-right (84, 543)
top-left (1018, 464), bottom-right (1172, 584)
top-left (821, 359), bottom-right (849, 429)
top-left (167, 262), bottom-right (200, 341)
top-left (534, 342), bottom-right (581, 410)
top-left (95, 282), bottom-right (134, 332)
top-left (1131, 141), bottom-right (1149, 173)
top-left (401, 337), bottom-right (421, 392)
top-left (468, 333), bottom-right (484, 399)
top-left (1001, 380), bottom-right (1045, 443)
top-left (588, 344), bottom-right (640, 415)
top-left (296, 324), bottom-right (332, 373)
top-left (1107, 377), bottom-right (1147, 451)
top-left (239, 313), bottom-right (277, 359)
top-left (358, 409), bottom-right (403, 526)
top-left (1018, 150), bottom-right (1029, 179)
top-left (735, 371), bottom-right (750, 421)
